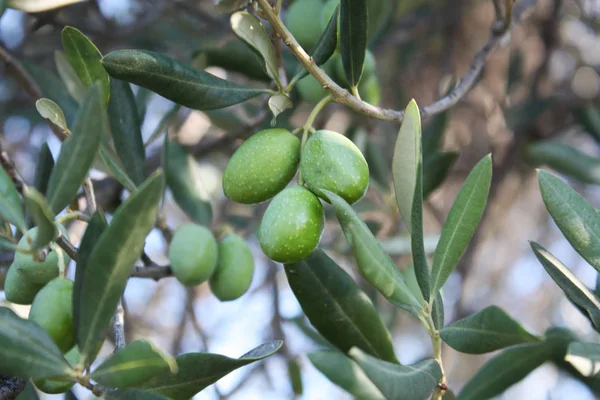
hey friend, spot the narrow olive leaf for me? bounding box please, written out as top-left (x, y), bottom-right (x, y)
top-left (55, 51), bottom-right (86, 103)
top-left (104, 390), bottom-right (170, 400)
top-left (285, 249), bottom-right (398, 363)
top-left (431, 292), bottom-right (444, 330)
top-left (231, 12), bottom-right (281, 88)
top-left (193, 40), bottom-right (270, 82)
top-left (538, 170), bottom-right (600, 272)
top-left (0, 307), bottom-right (73, 379)
top-left (33, 144), bottom-right (54, 197)
top-left (22, 187), bottom-right (56, 250)
top-left (164, 139), bottom-right (212, 227)
top-left (7, 0), bottom-right (86, 12)
top-left (322, 190), bottom-right (422, 315)
top-left (575, 106), bottom-right (600, 144)
top-left (565, 342), bottom-right (600, 377)
top-left (61, 27), bottom-right (110, 103)
top-left (35, 98), bottom-right (69, 134)
top-left (99, 145), bottom-right (138, 192)
top-left (393, 99), bottom-right (421, 234)
top-left (107, 79), bottom-right (146, 186)
top-left (16, 381), bottom-right (39, 400)
top-left (287, 359), bottom-right (303, 396)
top-left (78, 171), bottom-right (164, 367)
top-left (215, 0), bottom-right (247, 13)
top-left (422, 110), bottom-right (449, 156)
top-left (340, 0), bottom-right (368, 87)
top-left (401, 263), bottom-right (425, 306)
top-left (139, 341), bottom-right (282, 399)
top-left (308, 350), bottom-right (385, 400)
top-left (423, 151), bottom-right (458, 198)
top-left (350, 348), bottom-right (442, 400)
top-left (73, 212), bottom-right (107, 336)
top-left (293, 5), bottom-right (340, 82)
top-left (91, 340), bottom-right (177, 388)
top-left (288, 316), bottom-right (331, 348)
top-left (0, 166), bottom-right (27, 233)
top-left (411, 161), bottom-right (430, 302)
top-left (102, 50), bottom-right (267, 110)
top-left (440, 306), bottom-right (539, 354)
top-left (530, 241), bottom-right (600, 330)
top-left (526, 141), bottom-right (600, 185)
top-left (268, 94), bottom-right (292, 123)
top-left (46, 85), bottom-right (104, 214)
top-left (0, 0), bottom-right (6, 18)
top-left (430, 155), bottom-right (492, 298)
top-left (457, 342), bottom-right (553, 400)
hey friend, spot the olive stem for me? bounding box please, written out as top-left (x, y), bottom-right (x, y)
top-left (351, 85), bottom-right (361, 100)
top-left (303, 95), bottom-right (333, 132)
top-left (56, 211), bottom-right (91, 224)
top-left (255, 0), bottom-right (530, 123)
top-left (420, 304), bottom-right (447, 399)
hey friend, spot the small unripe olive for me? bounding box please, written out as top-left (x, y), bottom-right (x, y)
top-left (169, 224), bottom-right (218, 286)
top-left (15, 226), bottom-right (70, 285)
top-left (4, 262), bottom-right (45, 305)
top-left (29, 278), bottom-right (75, 353)
top-left (223, 129), bottom-right (300, 204)
top-left (286, 0), bottom-right (324, 51)
top-left (259, 186), bottom-right (324, 263)
top-left (334, 50), bottom-right (376, 87)
top-left (33, 347), bottom-right (79, 394)
top-left (209, 233), bottom-right (254, 301)
top-left (301, 130), bottom-right (369, 204)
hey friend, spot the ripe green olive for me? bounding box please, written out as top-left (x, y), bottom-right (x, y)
top-left (223, 129), bottom-right (300, 204)
top-left (169, 224), bottom-right (218, 286)
top-left (15, 226), bottom-right (70, 285)
top-left (29, 278), bottom-right (75, 353)
top-left (301, 130), bottom-right (369, 204)
top-left (33, 347), bottom-right (79, 394)
top-left (297, 59), bottom-right (336, 105)
top-left (4, 262), bottom-right (45, 305)
top-left (259, 186), bottom-right (324, 263)
top-left (286, 0), bottom-right (324, 51)
top-left (209, 233), bottom-right (254, 301)
top-left (334, 50), bottom-right (376, 87)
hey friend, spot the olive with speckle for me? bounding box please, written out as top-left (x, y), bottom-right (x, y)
top-left (223, 129), bottom-right (300, 204)
top-left (210, 233), bottom-right (254, 301)
top-left (169, 224), bottom-right (218, 286)
top-left (259, 186), bottom-right (324, 263)
top-left (301, 130), bottom-right (369, 205)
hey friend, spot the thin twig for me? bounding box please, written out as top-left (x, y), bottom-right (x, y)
top-left (0, 143), bottom-right (26, 193)
top-left (83, 178), bottom-right (98, 215)
top-left (256, 0), bottom-right (536, 122)
top-left (131, 263), bottom-right (173, 279)
top-left (113, 300), bottom-right (126, 350)
top-left (55, 230), bottom-right (79, 262)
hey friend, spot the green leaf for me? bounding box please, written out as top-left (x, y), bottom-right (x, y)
top-left (292, 5), bottom-right (340, 82)
top-left (35, 98), bottom-right (69, 134)
top-left (285, 249), bottom-right (398, 363)
top-left (33, 144), bottom-right (54, 197)
top-left (0, 0), bottom-right (6, 18)
top-left (322, 190), bottom-right (422, 315)
top-left (530, 241), bottom-right (600, 331)
top-left (457, 342), bottom-right (553, 400)
top-left (99, 145), bottom-right (138, 192)
top-left (193, 40), bottom-right (269, 82)
top-left (77, 171), bottom-right (164, 367)
top-left (231, 11), bottom-right (281, 88)
top-left (164, 139), bottom-right (212, 227)
top-left (565, 342), bottom-right (600, 377)
top-left (505, 96), bottom-right (555, 130)
top-left (215, 0), bottom-right (248, 13)
top-left (340, 0), bottom-right (368, 87)
top-left (105, 390), bottom-right (169, 400)
top-left (350, 348), bottom-right (442, 400)
top-left (575, 106), bottom-right (600, 144)
top-left (431, 292), bottom-right (444, 330)
top-left (268, 93), bottom-right (292, 123)
top-left (423, 151), bottom-right (458, 198)
top-left (139, 341), bottom-right (282, 399)
top-left (107, 79), bottom-right (146, 186)
top-left (54, 51), bottom-right (86, 103)
top-left (525, 141), bottom-right (600, 185)
top-left (61, 27), bottom-right (110, 104)
top-left (91, 340), bottom-right (177, 388)
top-left (46, 85), bottom-right (104, 215)
top-left (0, 164), bottom-right (26, 232)
top-left (393, 99), bottom-right (421, 235)
top-left (430, 154), bottom-right (492, 297)
top-left (102, 50), bottom-right (266, 111)
top-left (7, 0), bottom-right (86, 12)
top-left (440, 306), bottom-right (539, 354)
top-left (538, 170), bottom-right (600, 273)
top-left (422, 111), bottom-right (449, 156)
top-left (308, 350), bottom-right (385, 400)
top-left (22, 187), bottom-right (56, 250)
top-left (0, 307), bottom-right (73, 379)
top-left (287, 358), bottom-right (303, 396)
top-left (16, 381), bottom-right (39, 400)
top-left (73, 212), bottom-right (107, 340)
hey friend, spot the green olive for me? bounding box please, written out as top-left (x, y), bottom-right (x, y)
top-left (15, 226), bottom-right (70, 285)
top-left (223, 129), bottom-right (300, 204)
top-left (358, 73), bottom-right (381, 106)
top-left (209, 233), bottom-right (254, 301)
top-left (334, 50), bottom-right (376, 87)
top-left (169, 224), bottom-right (218, 286)
top-left (321, 0), bottom-right (340, 31)
top-left (259, 186), bottom-right (324, 263)
top-left (286, 0), bottom-right (324, 51)
top-left (300, 130), bottom-right (369, 204)
top-left (297, 59), bottom-right (336, 104)
top-left (33, 347), bottom-right (79, 394)
top-left (29, 278), bottom-right (75, 353)
top-left (4, 262), bottom-right (45, 305)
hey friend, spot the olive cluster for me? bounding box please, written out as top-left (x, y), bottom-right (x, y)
top-left (4, 227), bottom-right (78, 393)
top-left (168, 224), bottom-right (255, 301)
top-left (223, 128), bottom-right (369, 263)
